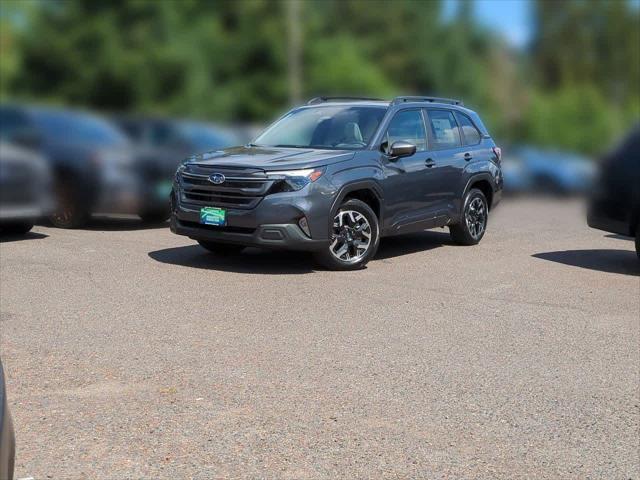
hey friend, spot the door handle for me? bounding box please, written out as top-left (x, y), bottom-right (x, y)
top-left (464, 152), bottom-right (473, 161)
top-left (425, 158), bottom-right (436, 168)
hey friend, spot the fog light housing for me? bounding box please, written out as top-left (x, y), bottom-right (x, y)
top-left (298, 216), bottom-right (311, 237)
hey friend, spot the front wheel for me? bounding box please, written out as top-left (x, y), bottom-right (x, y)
top-left (313, 198), bottom-right (380, 271)
top-left (450, 188), bottom-right (489, 245)
top-left (197, 240), bottom-right (245, 255)
top-left (48, 182), bottom-right (89, 229)
top-left (635, 229), bottom-right (639, 260)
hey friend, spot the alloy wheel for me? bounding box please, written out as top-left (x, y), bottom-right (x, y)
top-left (329, 210), bottom-right (372, 263)
top-left (465, 197), bottom-right (487, 240)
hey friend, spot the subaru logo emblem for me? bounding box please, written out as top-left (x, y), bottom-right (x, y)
top-left (209, 173), bottom-right (225, 184)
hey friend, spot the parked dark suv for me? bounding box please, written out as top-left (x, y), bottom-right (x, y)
top-left (171, 97), bottom-right (503, 270)
top-left (588, 124), bottom-right (640, 259)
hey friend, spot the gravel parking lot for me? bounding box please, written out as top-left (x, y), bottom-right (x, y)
top-left (1, 198), bottom-right (638, 479)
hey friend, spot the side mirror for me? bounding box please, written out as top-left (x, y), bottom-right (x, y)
top-left (388, 140), bottom-right (416, 159)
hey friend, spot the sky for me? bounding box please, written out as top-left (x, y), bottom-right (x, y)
top-left (444, 0), bottom-right (640, 49)
top-left (443, 0), bottom-right (533, 48)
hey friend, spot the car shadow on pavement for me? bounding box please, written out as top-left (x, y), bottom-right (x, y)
top-left (0, 231), bottom-right (49, 243)
top-left (375, 230), bottom-right (452, 260)
top-left (533, 249), bottom-right (640, 277)
top-left (148, 245), bottom-right (315, 274)
top-left (149, 230), bottom-right (454, 274)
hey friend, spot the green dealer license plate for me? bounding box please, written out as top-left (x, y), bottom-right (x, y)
top-left (200, 207), bottom-right (226, 226)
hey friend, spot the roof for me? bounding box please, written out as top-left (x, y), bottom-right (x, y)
top-left (307, 95), bottom-right (463, 106)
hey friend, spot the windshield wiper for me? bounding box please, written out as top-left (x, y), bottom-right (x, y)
top-left (272, 144), bottom-right (310, 148)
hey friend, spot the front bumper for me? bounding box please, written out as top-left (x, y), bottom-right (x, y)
top-left (170, 178), bottom-right (335, 251)
top-left (0, 204), bottom-right (46, 221)
top-left (171, 216), bottom-right (328, 251)
top-left (587, 210), bottom-right (631, 237)
top-left (93, 170), bottom-right (173, 215)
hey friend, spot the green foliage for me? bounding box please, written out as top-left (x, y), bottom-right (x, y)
top-left (524, 86), bottom-right (625, 155)
top-left (1, 0), bottom-right (638, 154)
top-left (305, 36), bottom-right (395, 97)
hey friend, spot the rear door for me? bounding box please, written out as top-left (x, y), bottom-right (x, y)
top-left (425, 109), bottom-right (467, 217)
top-left (454, 110), bottom-right (492, 211)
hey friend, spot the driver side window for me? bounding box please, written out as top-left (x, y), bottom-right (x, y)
top-left (383, 109), bottom-right (427, 153)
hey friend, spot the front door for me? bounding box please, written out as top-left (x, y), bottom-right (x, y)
top-left (380, 109), bottom-right (438, 233)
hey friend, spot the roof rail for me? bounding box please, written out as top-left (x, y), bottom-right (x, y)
top-left (307, 96), bottom-right (385, 105)
top-left (391, 96), bottom-right (464, 106)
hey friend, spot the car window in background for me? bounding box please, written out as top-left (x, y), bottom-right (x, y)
top-left (428, 110), bottom-right (461, 149)
top-left (0, 108), bottom-right (31, 141)
top-left (254, 105), bottom-right (386, 150)
top-left (174, 121), bottom-right (236, 152)
top-left (32, 110), bottom-right (128, 147)
top-left (116, 120), bottom-right (146, 142)
top-left (385, 109), bottom-right (427, 152)
top-left (455, 112), bottom-right (481, 146)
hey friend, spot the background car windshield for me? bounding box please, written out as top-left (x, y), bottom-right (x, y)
top-left (33, 110), bottom-right (128, 146)
top-left (254, 105), bottom-right (386, 149)
top-left (175, 121), bottom-right (237, 151)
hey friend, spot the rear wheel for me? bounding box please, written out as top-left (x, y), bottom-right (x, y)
top-left (314, 198), bottom-right (379, 271)
top-left (0, 221), bottom-right (34, 235)
top-left (197, 240), bottom-right (245, 255)
top-left (450, 188), bottom-right (488, 245)
top-left (635, 229), bottom-right (639, 260)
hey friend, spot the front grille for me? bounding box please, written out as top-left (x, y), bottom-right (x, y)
top-left (178, 165), bottom-right (274, 210)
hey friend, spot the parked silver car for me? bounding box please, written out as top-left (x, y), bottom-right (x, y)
top-left (0, 142), bottom-right (53, 234)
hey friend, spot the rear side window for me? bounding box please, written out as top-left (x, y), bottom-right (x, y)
top-left (384, 109), bottom-right (427, 152)
top-left (455, 112), bottom-right (481, 146)
top-left (427, 110), bottom-right (461, 149)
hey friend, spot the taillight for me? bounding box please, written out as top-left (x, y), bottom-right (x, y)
top-left (492, 147), bottom-right (502, 163)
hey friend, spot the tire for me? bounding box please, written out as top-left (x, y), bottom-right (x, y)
top-left (197, 240), bottom-right (245, 255)
top-left (0, 221), bottom-right (34, 235)
top-left (48, 182), bottom-right (89, 228)
top-left (450, 188), bottom-right (489, 246)
top-left (139, 209), bottom-right (170, 224)
top-left (313, 198), bottom-right (380, 271)
top-left (635, 229), bottom-right (639, 261)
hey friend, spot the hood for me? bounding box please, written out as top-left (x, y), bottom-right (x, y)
top-left (185, 145), bottom-right (355, 171)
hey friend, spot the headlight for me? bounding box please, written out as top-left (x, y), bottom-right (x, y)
top-left (175, 156), bottom-right (196, 178)
top-left (267, 168), bottom-right (324, 191)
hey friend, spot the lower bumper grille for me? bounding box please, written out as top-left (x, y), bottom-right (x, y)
top-left (179, 219), bottom-right (256, 235)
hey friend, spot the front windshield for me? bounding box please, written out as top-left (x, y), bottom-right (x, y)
top-left (254, 105), bottom-right (386, 150)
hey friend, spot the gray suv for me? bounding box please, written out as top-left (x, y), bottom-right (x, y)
top-left (170, 97), bottom-right (503, 270)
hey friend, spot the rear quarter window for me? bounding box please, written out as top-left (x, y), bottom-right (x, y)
top-left (455, 112), bottom-right (482, 146)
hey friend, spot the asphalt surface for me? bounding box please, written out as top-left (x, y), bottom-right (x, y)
top-left (1, 198), bottom-right (638, 479)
